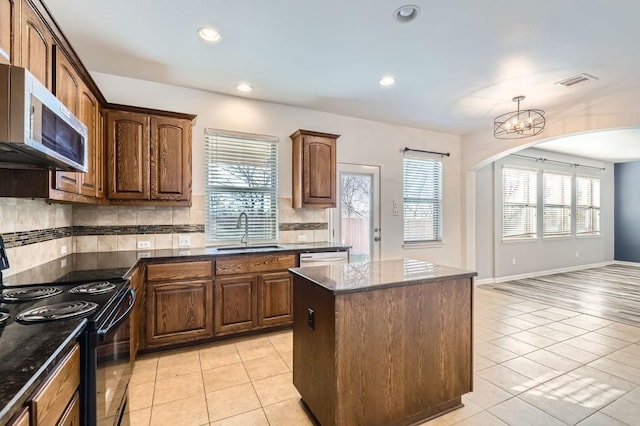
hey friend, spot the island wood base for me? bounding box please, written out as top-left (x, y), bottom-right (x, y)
top-left (292, 273), bottom-right (473, 426)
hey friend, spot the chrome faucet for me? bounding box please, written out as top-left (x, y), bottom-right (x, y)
top-left (236, 211), bottom-right (249, 246)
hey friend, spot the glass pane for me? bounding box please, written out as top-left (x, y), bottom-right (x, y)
top-left (340, 173), bottom-right (372, 263)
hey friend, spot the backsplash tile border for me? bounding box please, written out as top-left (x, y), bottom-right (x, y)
top-left (2, 225), bottom-right (205, 248)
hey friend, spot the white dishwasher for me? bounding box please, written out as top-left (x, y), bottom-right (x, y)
top-left (299, 251), bottom-right (349, 267)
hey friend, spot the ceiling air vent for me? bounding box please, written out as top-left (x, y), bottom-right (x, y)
top-left (555, 73), bottom-right (599, 87)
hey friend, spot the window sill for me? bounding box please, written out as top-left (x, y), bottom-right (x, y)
top-left (576, 233), bottom-right (602, 239)
top-left (542, 235), bottom-right (573, 241)
top-left (502, 237), bottom-right (540, 244)
top-left (402, 241), bottom-right (444, 249)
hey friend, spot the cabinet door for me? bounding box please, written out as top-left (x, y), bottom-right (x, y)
top-left (150, 116), bottom-right (191, 201)
top-left (129, 266), bottom-right (143, 359)
top-left (145, 280), bottom-right (214, 347)
top-left (20, 0), bottom-right (52, 88)
top-left (78, 84), bottom-right (99, 197)
top-left (96, 108), bottom-right (105, 199)
top-left (0, 0), bottom-right (17, 65)
top-left (53, 49), bottom-right (81, 194)
top-left (257, 271), bottom-right (293, 327)
top-left (107, 111), bottom-right (150, 200)
top-left (303, 135), bottom-right (336, 207)
top-left (215, 275), bottom-right (256, 335)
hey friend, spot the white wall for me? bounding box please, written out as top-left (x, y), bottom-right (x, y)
top-left (93, 73), bottom-right (464, 267)
top-left (475, 148), bottom-right (614, 280)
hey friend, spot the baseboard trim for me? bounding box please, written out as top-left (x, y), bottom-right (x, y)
top-left (613, 260), bottom-right (640, 267)
top-left (478, 261), bottom-right (615, 285)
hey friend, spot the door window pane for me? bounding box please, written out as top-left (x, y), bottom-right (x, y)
top-left (340, 173), bottom-right (372, 263)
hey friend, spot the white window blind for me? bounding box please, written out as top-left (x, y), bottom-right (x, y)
top-left (403, 156), bottom-right (443, 243)
top-left (204, 130), bottom-right (279, 245)
top-left (543, 172), bottom-right (572, 236)
top-left (576, 176), bottom-right (601, 234)
top-left (503, 168), bottom-right (537, 239)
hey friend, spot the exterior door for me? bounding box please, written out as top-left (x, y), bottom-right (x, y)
top-left (333, 163), bottom-right (381, 262)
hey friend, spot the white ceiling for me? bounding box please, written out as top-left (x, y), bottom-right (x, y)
top-left (535, 129), bottom-right (640, 163)
top-left (46, 0), bottom-right (640, 140)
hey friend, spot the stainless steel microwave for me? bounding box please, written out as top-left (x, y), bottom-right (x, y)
top-left (0, 64), bottom-right (88, 172)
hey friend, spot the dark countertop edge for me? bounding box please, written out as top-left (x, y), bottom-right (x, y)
top-left (121, 244), bottom-right (351, 279)
top-left (0, 319), bottom-right (86, 424)
top-left (289, 269), bottom-right (477, 295)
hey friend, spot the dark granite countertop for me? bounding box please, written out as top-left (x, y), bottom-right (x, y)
top-left (2, 242), bottom-right (351, 286)
top-left (0, 241), bottom-right (349, 421)
top-left (0, 317), bottom-right (86, 424)
top-left (289, 258), bottom-right (477, 294)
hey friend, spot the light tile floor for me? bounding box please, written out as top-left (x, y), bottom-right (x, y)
top-left (128, 288), bottom-right (640, 425)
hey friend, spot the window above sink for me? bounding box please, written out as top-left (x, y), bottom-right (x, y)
top-left (204, 129), bottom-right (279, 246)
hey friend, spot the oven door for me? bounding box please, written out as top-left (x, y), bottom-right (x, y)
top-left (96, 288), bottom-right (135, 426)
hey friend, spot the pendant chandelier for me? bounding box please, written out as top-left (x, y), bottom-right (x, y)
top-left (494, 96), bottom-right (545, 139)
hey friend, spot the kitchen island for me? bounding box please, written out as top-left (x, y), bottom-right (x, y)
top-left (289, 258), bottom-right (476, 426)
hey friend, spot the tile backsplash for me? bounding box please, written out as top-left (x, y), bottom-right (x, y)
top-left (278, 197), bottom-right (330, 243)
top-left (0, 198), bottom-right (73, 277)
top-left (0, 196), bottom-right (330, 277)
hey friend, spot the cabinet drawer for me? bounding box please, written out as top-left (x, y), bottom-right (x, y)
top-left (31, 343), bottom-right (80, 426)
top-left (147, 260), bottom-right (213, 281)
top-left (216, 254), bottom-right (296, 276)
top-left (58, 391), bottom-right (80, 426)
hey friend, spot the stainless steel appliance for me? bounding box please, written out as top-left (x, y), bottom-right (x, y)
top-left (299, 250), bottom-right (349, 267)
top-left (0, 64), bottom-right (88, 171)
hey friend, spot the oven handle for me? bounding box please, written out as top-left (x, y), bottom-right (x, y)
top-left (97, 288), bottom-right (136, 338)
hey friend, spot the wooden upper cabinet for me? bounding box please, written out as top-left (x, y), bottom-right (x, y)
top-left (291, 129), bottom-right (339, 208)
top-left (150, 116), bottom-right (191, 201)
top-left (107, 110), bottom-right (150, 200)
top-left (19, 0), bottom-right (52, 89)
top-left (0, 0), bottom-right (18, 65)
top-left (107, 108), bottom-right (193, 205)
top-left (96, 108), bottom-right (105, 199)
top-left (78, 84), bottom-right (99, 197)
top-left (53, 48), bottom-right (81, 194)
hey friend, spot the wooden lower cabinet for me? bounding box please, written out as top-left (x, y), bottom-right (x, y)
top-left (7, 408), bottom-right (29, 426)
top-left (57, 392), bottom-right (80, 426)
top-left (257, 271), bottom-right (293, 327)
top-left (215, 274), bottom-right (257, 335)
top-left (145, 280), bottom-right (214, 347)
top-left (129, 265), bottom-right (143, 359)
top-left (30, 343), bottom-right (80, 426)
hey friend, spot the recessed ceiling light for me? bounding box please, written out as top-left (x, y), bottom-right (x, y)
top-left (236, 83), bottom-right (253, 92)
top-left (197, 26), bottom-right (220, 42)
top-left (379, 76), bottom-right (396, 86)
top-left (394, 5), bottom-right (420, 22)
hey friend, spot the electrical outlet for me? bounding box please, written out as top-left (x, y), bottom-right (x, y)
top-left (60, 245), bottom-right (67, 255)
top-left (393, 207), bottom-right (400, 216)
top-left (137, 241), bottom-right (151, 250)
top-left (512, 258), bottom-right (516, 265)
top-left (393, 200), bottom-right (399, 208)
top-left (576, 251), bottom-right (580, 258)
top-left (179, 235), bottom-right (191, 247)
top-left (298, 234), bottom-right (308, 242)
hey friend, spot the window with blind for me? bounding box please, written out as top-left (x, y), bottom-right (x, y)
top-left (576, 176), bottom-right (601, 234)
top-left (503, 168), bottom-right (537, 239)
top-left (403, 156), bottom-right (443, 243)
top-left (204, 130), bottom-right (279, 245)
top-left (543, 172), bottom-right (572, 236)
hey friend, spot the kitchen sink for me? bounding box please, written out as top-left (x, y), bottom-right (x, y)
top-left (215, 245), bottom-right (283, 251)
